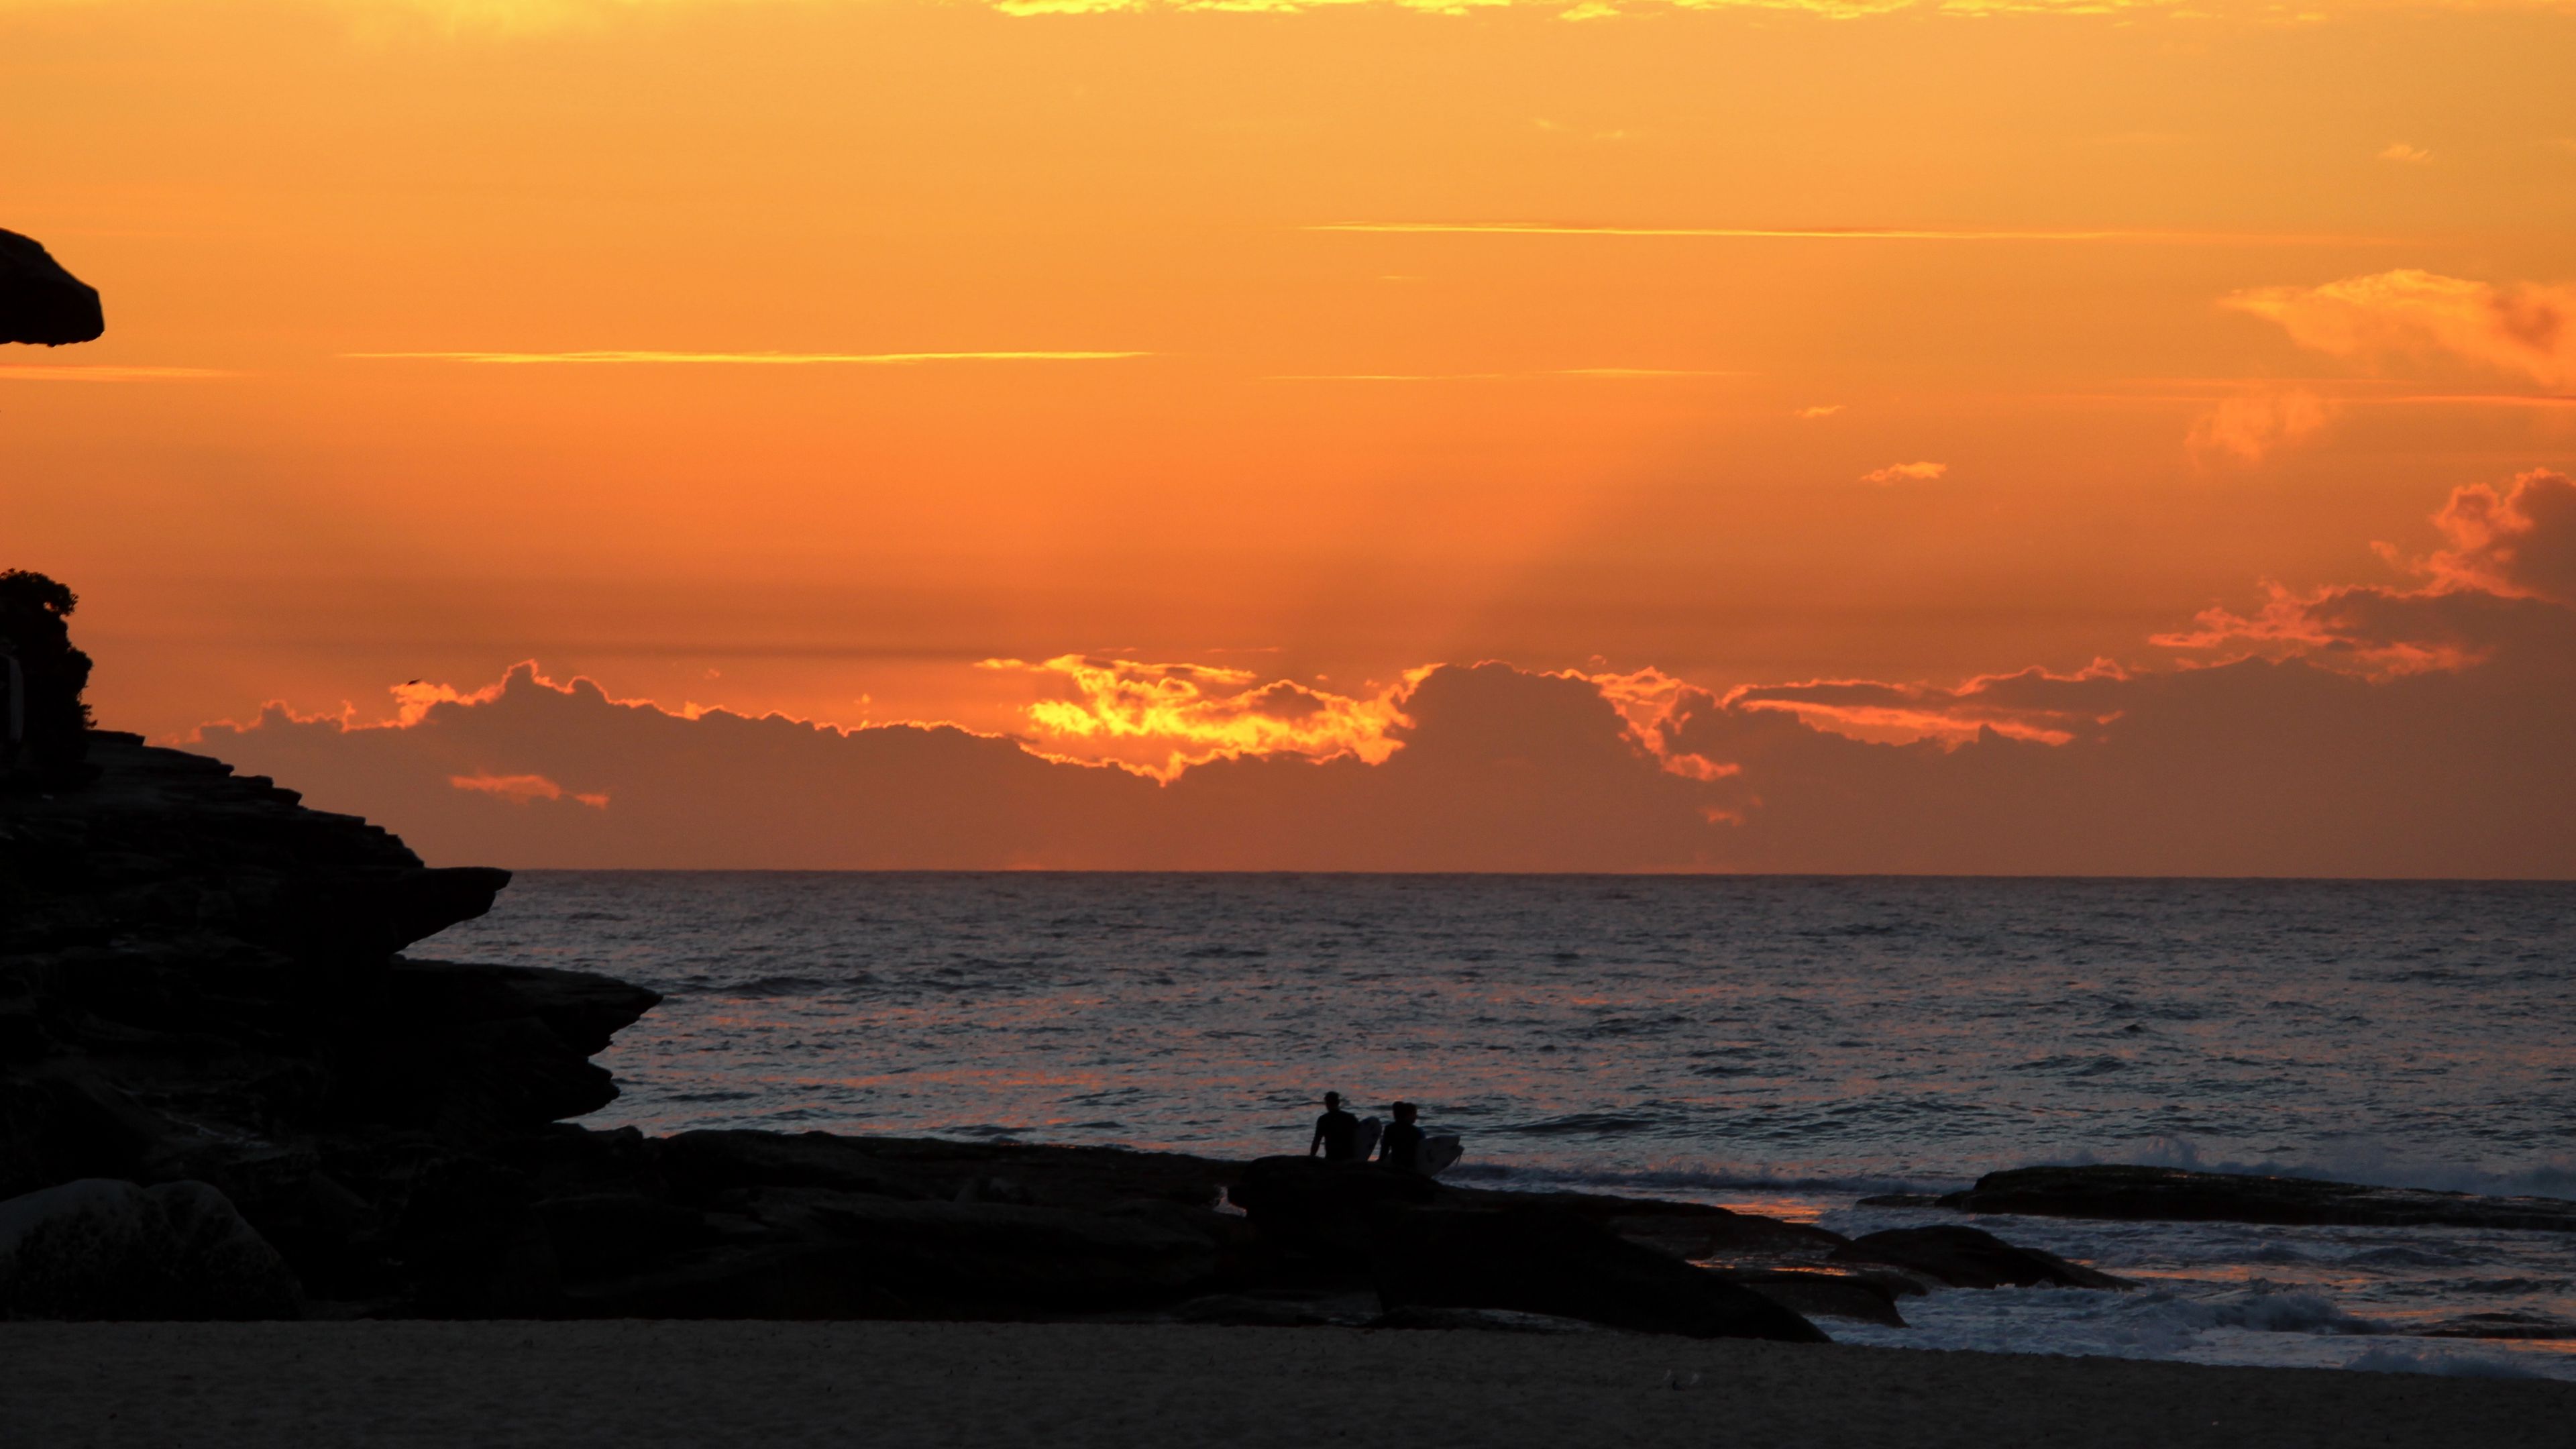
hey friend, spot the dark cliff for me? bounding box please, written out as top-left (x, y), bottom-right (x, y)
top-left (1, 730), bottom-right (658, 1311)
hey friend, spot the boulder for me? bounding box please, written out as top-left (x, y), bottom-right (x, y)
top-left (333, 1144), bottom-right (561, 1316)
top-left (248, 867), bottom-right (515, 965)
top-left (1828, 1225), bottom-right (2129, 1290)
top-left (662, 1130), bottom-right (932, 1203)
top-left (0, 1071), bottom-right (168, 1199)
top-left (1226, 1156), bottom-right (1438, 1258)
top-left (1368, 1304), bottom-right (1599, 1334)
top-left (384, 960), bottom-right (661, 1058)
top-left (1102, 1196), bottom-right (1271, 1289)
top-left (1171, 1292), bottom-right (1351, 1328)
top-left (1718, 1269), bottom-right (1910, 1327)
top-left (1911, 1165), bottom-right (2576, 1234)
top-left (786, 1133), bottom-right (1235, 1211)
top-left (0, 230), bottom-right (103, 345)
top-left (492, 1124), bottom-right (676, 1204)
top-left (0, 1178), bottom-right (301, 1319)
top-left (537, 1192), bottom-right (716, 1281)
top-left (724, 1190), bottom-right (1220, 1312)
top-left (1368, 1204), bottom-right (1830, 1342)
top-left (563, 1242), bottom-right (914, 1320)
top-left (1598, 1205), bottom-right (1846, 1263)
top-left (1432, 1184), bottom-right (1847, 1263)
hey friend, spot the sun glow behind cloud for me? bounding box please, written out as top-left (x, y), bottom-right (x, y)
top-left (450, 771), bottom-right (610, 808)
top-left (981, 655), bottom-right (1411, 780)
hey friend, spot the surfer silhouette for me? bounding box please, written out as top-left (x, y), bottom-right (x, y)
top-left (1309, 1091), bottom-right (1360, 1161)
top-left (1378, 1100), bottom-right (1426, 1173)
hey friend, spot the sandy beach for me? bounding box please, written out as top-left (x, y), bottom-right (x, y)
top-left (5, 1320), bottom-right (2570, 1448)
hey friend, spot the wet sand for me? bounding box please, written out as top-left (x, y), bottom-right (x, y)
top-left (3, 1320), bottom-right (2569, 1448)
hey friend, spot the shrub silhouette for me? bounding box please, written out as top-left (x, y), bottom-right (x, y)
top-left (0, 568), bottom-right (96, 777)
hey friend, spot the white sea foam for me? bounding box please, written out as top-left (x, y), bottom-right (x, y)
top-left (2345, 1346), bottom-right (2551, 1379)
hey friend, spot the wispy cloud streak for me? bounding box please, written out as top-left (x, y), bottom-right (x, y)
top-left (1309, 222), bottom-right (2387, 245)
top-left (345, 350), bottom-right (1152, 365)
top-left (1270, 368), bottom-right (1742, 381)
top-left (0, 366), bottom-right (239, 382)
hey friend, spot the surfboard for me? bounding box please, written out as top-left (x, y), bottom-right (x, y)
top-left (1419, 1134), bottom-right (1464, 1177)
top-left (1350, 1116), bottom-right (1383, 1164)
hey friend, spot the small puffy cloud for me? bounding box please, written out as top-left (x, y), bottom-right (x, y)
top-left (2188, 387), bottom-right (2334, 464)
top-left (1858, 460), bottom-right (1947, 484)
top-left (2225, 270), bottom-right (2576, 390)
top-left (2377, 142), bottom-right (2432, 164)
top-left (1794, 404), bottom-right (1845, 419)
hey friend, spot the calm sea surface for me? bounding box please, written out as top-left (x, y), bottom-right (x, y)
top-left (421, 873), bottom-right (2576, 1377)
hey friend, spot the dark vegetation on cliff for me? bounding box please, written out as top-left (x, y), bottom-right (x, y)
top-left (1, 569), bottom-right (99, 785)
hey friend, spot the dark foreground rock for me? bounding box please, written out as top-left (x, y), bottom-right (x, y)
top-left (1720, 1269), bottom-right (1914, 1327)
top-left (1894, 1165), bottom-right (2576, 1234)
top-left (1369, 1202), bottom-right (1831, 1341)
top-left (1829, 1225), bottom-right (2131, 1290)
top-left (1226, 1157), bottom-right (1830, 1341)
top-left (1, 730), bottom-right (655, 1311)
top-left (574, 1195), bottom-right (1218, 1320)
top-left (0, 1177), bottom-right (301, 1319)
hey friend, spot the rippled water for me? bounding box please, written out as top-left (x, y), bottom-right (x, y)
top-left (421, 872), bottom-right (2576, 1376)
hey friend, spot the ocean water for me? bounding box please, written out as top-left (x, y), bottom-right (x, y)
top-left (420, 872), bottom-right (2576, 1377)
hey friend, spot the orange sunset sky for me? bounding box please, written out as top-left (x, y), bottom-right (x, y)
top-left (7, 0), bottom-right (2573, 873)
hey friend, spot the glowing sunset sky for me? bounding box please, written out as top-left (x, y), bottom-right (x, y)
top-left (7, 0), bottom-right (2573, 871)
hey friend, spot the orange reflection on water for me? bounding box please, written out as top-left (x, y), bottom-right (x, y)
top-left (1713, 1195), bottom-right (1831, 1224)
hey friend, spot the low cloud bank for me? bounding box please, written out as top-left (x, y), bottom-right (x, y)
top-left (195, 475), bottom-right (2576, 876)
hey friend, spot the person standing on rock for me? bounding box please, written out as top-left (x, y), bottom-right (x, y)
top-left (1378, 1100), bottom-right (1426, 1173)
top-left (1309, 1091), bottom-right (1360, 1161)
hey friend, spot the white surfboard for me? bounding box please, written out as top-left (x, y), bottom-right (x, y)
top-left (1350, 1116), bottom-right (1383, 1164)
top-left (1419, 1134), bottom-right (1464, 1177)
